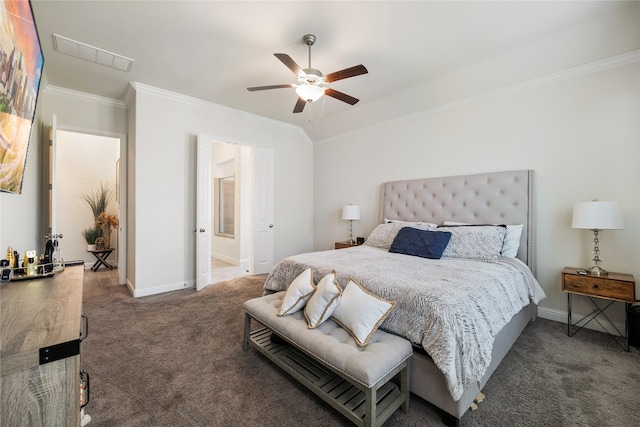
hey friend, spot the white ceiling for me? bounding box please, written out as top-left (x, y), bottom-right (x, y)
top-left (31, 1), bottom-right (623, 142)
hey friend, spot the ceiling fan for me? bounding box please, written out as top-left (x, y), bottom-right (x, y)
top-left (247, 34), bottom-right (368, 114)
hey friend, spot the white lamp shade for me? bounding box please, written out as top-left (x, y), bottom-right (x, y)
top-left (342, 205), bottom-right (361, 221)
top-left (295, 84), bottom-right (325, 103)
top-left (572, 201), bottom-right (624, 230)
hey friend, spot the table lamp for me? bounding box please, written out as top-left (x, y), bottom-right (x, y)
top-left (571, 200), bottom-right (624, 276)
top-left (341, 204), bottom-right (361, 244)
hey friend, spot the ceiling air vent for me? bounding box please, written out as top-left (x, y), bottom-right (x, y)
top-left (53, 34), bottom-right (134, 72)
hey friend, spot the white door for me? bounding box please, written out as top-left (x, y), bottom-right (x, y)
top-left (49, 115), bottom-right (58, 238)
top-left (196, 134), bottom-right (212, 291)
top-left (251, 147), bottom-right (275, 275)
top-left (117, 148), bottom-right (126, 285)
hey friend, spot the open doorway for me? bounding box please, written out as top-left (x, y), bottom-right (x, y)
top-left (196, 134), bottom-right (273, 291)
top-left (210, 142), bottom-right (251, 284)
top-left (55, 129), bottom-right (122, 284)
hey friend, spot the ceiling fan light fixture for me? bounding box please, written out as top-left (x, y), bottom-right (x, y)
top-left (295, 84), bottom-right (325, 103)
top-left (247, 34), bottom-right (367, 113)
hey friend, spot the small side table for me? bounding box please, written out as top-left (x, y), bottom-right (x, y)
top-left (334, 241), bottom-right (361, 250)
top-left (88, 248), bottom-right (115, 271)
top-left (561, 267), bottom-right (636, 351)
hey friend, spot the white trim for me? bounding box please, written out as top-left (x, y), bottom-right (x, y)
top-left (130, 279), bottom-right (195, 298)
top-left (211, 252), bottom-right (248, 266)
top-left (537, 306), bottom-right (626, 337)
top-left (316, 49), bottom-right (640, 146)
top-left (43, 85), bottom-right (127, 109)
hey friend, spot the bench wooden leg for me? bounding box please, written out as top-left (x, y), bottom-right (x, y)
top-left (365, 386), bottom-right (376, 427)
top-left (243, 312), bottom-right (251, 352)
top-left (401, 361), bottom-right (410, 413)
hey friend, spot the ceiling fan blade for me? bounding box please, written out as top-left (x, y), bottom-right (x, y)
top-left (247, 84), bottom-right (293, 91)
top-left (325, 88), bottom-right (359, 105)
top-left (324, 64), bottom-right (368, 83)
top-left (293, 97), bottom-right (306, 113)
top-left (274, 53), bottom-right (306, 77)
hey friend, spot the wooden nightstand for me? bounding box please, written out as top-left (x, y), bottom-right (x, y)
top-left (334, 241), bottom-right (360, 249)
top-left (562, 267), bottom-right (636, 351)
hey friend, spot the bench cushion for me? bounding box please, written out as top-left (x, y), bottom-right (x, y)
top-left (244, 291), bottom-right (413, 388)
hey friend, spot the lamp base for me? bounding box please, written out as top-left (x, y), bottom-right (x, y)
top-left (589, 265), bottom-right (608, 276)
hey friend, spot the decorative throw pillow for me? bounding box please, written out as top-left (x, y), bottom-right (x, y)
top-left (304, 271), bottom-right (342, 328)
top-left (438, 225), bottom-right (506, 261)
top-left (389, 227), bottom-right (452, 259)
top-left (277, 268), bottom-right (315, 316)
top-left (364, 222), bottom-right (437, 250)
top-left (331, 279), bottom-right (396, 347)
top-left (443, 221), bottom-right (523, 258)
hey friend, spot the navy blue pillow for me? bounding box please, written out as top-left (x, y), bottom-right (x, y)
top-left (389, 227), bottom-right (452, 259)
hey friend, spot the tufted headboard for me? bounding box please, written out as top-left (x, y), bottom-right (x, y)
top-left (380, 170), bottom-right (535, 274)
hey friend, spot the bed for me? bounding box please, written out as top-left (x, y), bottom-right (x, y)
top-left (263, 170), bottom-right (544, 426)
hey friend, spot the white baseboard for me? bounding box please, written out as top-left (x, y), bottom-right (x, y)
top-left (130, 279), bottom-right (195, 298)
top-left (211, 252), bottom-right (239, 265)
top-left (537, 306), bottom-right (626, 337)
top-left (211, 252), bottom-right (250, 267)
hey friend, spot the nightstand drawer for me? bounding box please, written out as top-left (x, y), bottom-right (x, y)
top-left (562, 272), bottom-right (635, 302)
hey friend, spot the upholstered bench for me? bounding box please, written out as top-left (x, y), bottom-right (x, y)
top-left (243, 291), bottom-right (412, 427)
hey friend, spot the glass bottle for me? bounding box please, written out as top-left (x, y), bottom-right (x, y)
top-left (6, 247), bottom-right (14, 269)
top-left (52, 240), bottom-right (63, 271)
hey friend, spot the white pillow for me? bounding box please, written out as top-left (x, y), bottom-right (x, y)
top-left (304, 271), bottom-right (342, 328)
top-left (442, 221), bottom-right (523, 258)
top-left (277, 268), bottom-right (315, 316)
top-left (331, 279), bottom-right (396, 347)
top-left (501, 224), bottom-right (523, 257)
top-left (364, 222), bottom-right (437, 250)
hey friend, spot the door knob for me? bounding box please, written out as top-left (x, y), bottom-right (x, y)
top-left (269, 224), bottom-right (274, 228)
top-left (200, 228), bottom-right (206, 233)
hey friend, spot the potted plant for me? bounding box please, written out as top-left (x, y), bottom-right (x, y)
top-left (82, 227), bottom-right (102, 251)
top-left (95, 212), bottom-right (119, 249)
top-left (82, 183), bottom-right (112, 249)
top-left (83, 183), bottom-right (112, 219)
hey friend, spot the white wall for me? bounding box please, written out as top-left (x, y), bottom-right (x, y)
top-left (314, 16), bottom-right (639, 327)
top-left (56, 130), bottom-right (119, 266)
top-left (127, 83), bottom-right (313, 296)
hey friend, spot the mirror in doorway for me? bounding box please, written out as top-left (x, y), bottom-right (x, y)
top-left (215, 175), bottom-right (234, 238)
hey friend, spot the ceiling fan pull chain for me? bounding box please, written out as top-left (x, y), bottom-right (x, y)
top-left (307, 95), bottom-right (326, 123)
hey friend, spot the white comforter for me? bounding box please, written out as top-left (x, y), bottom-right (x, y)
top-left (262, 245), bottom-right (546, 401)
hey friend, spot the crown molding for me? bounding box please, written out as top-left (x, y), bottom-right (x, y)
top-left (42, 85), bottom-right (127, 109)
top-left (316, 49), bottom-right (640, 145)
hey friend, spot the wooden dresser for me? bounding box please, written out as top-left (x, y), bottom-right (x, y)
top-left (1, 265), bottom-right (84, 426)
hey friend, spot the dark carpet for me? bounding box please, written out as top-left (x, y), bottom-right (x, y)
top-left (82, 275), bottom-right (640, 426)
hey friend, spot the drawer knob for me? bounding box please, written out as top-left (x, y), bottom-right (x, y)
top-left (593, 284), bottom-right (599, 289)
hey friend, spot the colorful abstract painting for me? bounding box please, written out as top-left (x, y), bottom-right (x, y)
top-left (0, 0), bottom-right (43, 194)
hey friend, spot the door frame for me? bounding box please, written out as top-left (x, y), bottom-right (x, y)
top-left (52, 123), bottom-right (127, 285)
top-left (196, 134), bottom-right (274, 290)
